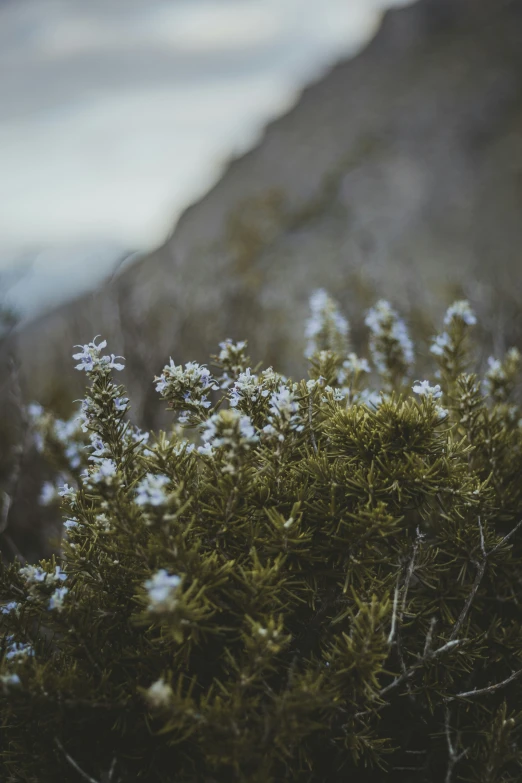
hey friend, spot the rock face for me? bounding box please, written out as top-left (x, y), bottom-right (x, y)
top-left (9, 0), bottom-right (522, 428)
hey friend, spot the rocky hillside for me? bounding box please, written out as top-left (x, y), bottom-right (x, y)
top-left (8, 0), bottom-right (522, 429)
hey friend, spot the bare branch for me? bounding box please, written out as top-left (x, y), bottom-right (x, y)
top-left (478, 515), bottom-right (486, 558)
top-left (423, 617), bottom-right (437, 657)
top-left (387, 574), bottom-right (400, 644)
top-left (401, 530), bottom-right (420, 616)
top-left (490, 518), bottom-right (522, 556)
top-left (54, 737), bottom-right (101, 783)
top-left (379, 639), bottom-right (467, 697)
top-left (448, 668), bottom-right (522, 701)
top-left (450, 515), bottom-right (522, 642)
top-left (449, 559), bottom-right (487, 641)
top-left (445, 705), bottom-right (468, 783)
top-left (107, 757), bottom-right (118, 782)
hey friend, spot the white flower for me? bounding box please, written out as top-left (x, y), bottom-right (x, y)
top-left (198, 410), bottom-right (258, 472)
top-left (39, 481), bottom-right (57, 506)
top-left (58, 483), bottom-right (76, 500)
top-left (197, 442), bottom-right (215, 457)
top-left (218, 339), bottom-right (247, 362)
top-left (365, 300), bottom-right (414, 375)
top-left (305, 289), bottom-right (349, 357)
top-left (269, 387), bottom-right (299, 419)
top-left (229, 368), bottom-right (260, 408)
top-left (144, 570), bottom-right (182, 612)
top-left (145, 678), bottom-right (173, 708)
top-left (173, 441), bottom-right (195, 456)
top-left (131, 428), bottom-right (149, 446)
top-left (88, 435), bottom-right (108, 463)
top-left (48, 587), bottom-right (69, 612)
top-left (430, 331), bottom-right (451, 356)
top-left (262, 385), bottom-right (304, 441)
top-left (78, 399), bottom-right (91, 433)
top-left (73, 336), bottom-right (125, 374)
top-left (355, 389), bottom-right (382, 408)
top-left (27, 402), bottom-right (44, 420)
top-left (444, 300), bottom-right (477, 327)
top-left (19, 565), bottom-right (67, 587)
top-left (90, 458), bottom-right (118, 485)
top-left (95, 513), bottom-right (111, 532)
top-left (412, 380), bottom-right (443, 399)
top-left (5, 637), bottom-right (34, 660)
top-left (216, 339), bottom-right (248, 389)
top-left (53, 415), bottom-right (82, 445)
top-left (64, 443), bottom-right (82, 469)
top-left (63, 518), bottom-right (78, 532)
top-left (337, 354), bottom-right (371, 385)
top-left (114, 396), bottom-right (129, 412)
top-left (0, 673), bottom-right (21, 688)
top-left (200, 411), bottom-right (258, 450)
top-left (18, 565), bottom-right (47, 585)
top-left (135, 474), bottom-right (170, 507)
top-left (321, 385), bottom-right (346, 402)
top-left (32, 432), bottom-right (45, 452)
top-left (154, 360), bottom-right (217, 416)
top-left (485, 357), bottom-right (504, 381)
top-left (332, 387), bottom-right (349, 401)
top-left (0, 602), bottom-right (20, 615)
top-left (306, 377), bottom-right (325, 392)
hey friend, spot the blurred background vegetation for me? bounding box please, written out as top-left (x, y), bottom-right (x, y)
top-left (1, 0), bottom-right (522, 560)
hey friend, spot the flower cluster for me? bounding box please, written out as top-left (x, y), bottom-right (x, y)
top-left (412, 380), bottom-right (443, 400)
top-left (443, 300), bottom-right (477, 327)
top-left (4, 638), bottom-right (34, 661)
top-left (365, 299), bottom-right (414, 386)
top-left (58, 483), bottom-right (76, 501)
top-left (17, 565), bottom-right (68, 612)
top-left (48, 587), bottom-right (69, 612)
top-left (430, 300), bottom-right (477, 386)
top-left (483, 348), bottom-right (521, 403)
top-left (229, 367), bottom-right (283, 419)
top-left (262, 385), bottom-right (304, 443)
top-left (199, 409), bottom-right (258, 473)
top-left (305, 289), bottom-right (350, 358)
top-left (73, 337), bottom-right (125, 375)
top-left (337, 354), bottom-right (370, 386)
top-left (88, 458), bottom-right (118, 486)
top-left (0, 602), bottom-right (20, 616)
top-left (412, 380), bottom-right (447, 419)
top-left (135, 474), bottom-right (170, 507)
top-left (145, 678), bottom-right (173, 709)
top-left (144, 570), bottom-right (182, 613)
top-left (3, 297), bottom-right (522, 783)
top-left (213, 339), bottom-right (250, 389)
top-left (29, 404), bottom-right (86, 470)
top-left (0, 673), bottom-right (21, 689)
top-left (19, 564), bottom-right (67, 589)
top-left (39, 481), bottom-right (61, 507)
top-left (155, 360), bottom-right (218, 424)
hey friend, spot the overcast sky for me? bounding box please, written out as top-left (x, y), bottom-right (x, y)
top-left (0, 0), bottom-right (414, 318)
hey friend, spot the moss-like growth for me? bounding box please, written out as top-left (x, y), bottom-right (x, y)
top-left (1, 295), bottom-right (522, 782)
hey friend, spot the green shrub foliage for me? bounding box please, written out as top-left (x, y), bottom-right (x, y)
top-left (2, 293), bottom-right (522, 782)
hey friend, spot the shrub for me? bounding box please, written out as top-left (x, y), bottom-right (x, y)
top-left (1, 293), bottom-right (522, 782)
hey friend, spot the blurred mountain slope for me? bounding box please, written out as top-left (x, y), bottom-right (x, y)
top-left (8, 0), bottom-right (522, 427)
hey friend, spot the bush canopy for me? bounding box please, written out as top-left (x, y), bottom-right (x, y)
top-left (1, 293), bottom-right (522, 782)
